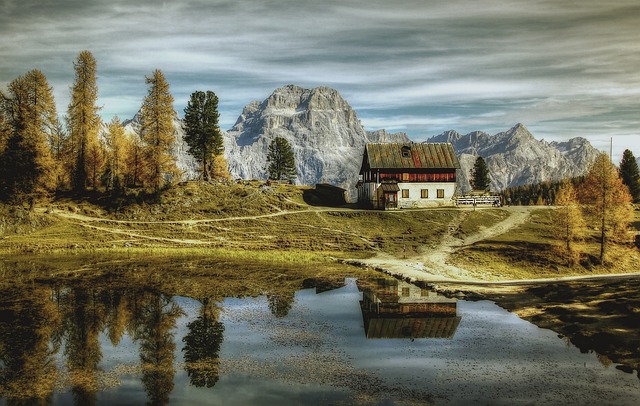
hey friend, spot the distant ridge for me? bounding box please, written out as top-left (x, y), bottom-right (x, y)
top-left (119, 85), bottom-right (601, 196)
top-left (428, 123), bottom-right (600, 192)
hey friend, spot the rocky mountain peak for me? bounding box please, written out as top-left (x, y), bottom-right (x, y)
top-left (224, 85), bottom-right (407, 196)
top-left (497, 123), bottom-right (535, 144)
top-left (428, 124), bottom-right (599, 192)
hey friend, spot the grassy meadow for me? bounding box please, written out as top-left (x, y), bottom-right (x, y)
top-left (1, 181), bottom-right (638, 281)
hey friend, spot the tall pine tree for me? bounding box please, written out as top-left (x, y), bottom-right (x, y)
top-left (67, 50), bottom-right (101, 191)
top-left (619, 149), bottom-right (640, 203)
top-left (182, 90), bottom-right (224, 181)
top-left (470, 156), bottom-right (490, 191)
top-left (266, 137), bottom-right (296, 181)
top-left (140, 70), bottom-right (179, 192)
top-left (0, 70), bottom-right (58, 203)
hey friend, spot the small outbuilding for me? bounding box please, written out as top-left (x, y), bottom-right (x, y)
top-left (356, 143), bottom-right (460, 209)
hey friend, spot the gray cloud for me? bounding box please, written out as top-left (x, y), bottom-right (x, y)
top-left (1, 0), bottom-right (639, 161)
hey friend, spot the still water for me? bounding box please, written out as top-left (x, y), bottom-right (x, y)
top-left (1, 277), bottom-right (639, 405)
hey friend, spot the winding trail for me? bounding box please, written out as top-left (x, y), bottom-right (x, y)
top-left (350, 206), bottom-right (640, 285)
top-left (41, 205), bottom-right (640, 284)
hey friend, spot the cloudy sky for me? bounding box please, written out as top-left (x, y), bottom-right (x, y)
top-left (2, 0), bottom-right (639, 161)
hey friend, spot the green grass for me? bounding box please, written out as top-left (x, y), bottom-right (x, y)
top-left (450, 208), bottom-right (640, 279)
top-left (4, 182), bottom-right (637, 281)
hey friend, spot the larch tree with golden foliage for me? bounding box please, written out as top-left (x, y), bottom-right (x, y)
top-left (0, 70), bottom-right (59, 203)
top-left (67, 50), bottom-right (102, 191)
top-left (124, 133), bottom-right (145, 188)
top-left (104, 117), bottom-right (128, 193)
top-left (210, 154), bottom-right (231, 181)
top-left (553, 180), bottom-right (586, 266)
top-left (0, 109), bottom-right (9, 154)
top-left (140, 70), bottom-right (179, 192)
top-left (579, 153), bottom-right (634, 264)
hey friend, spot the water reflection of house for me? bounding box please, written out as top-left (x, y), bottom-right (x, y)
top-left (358, 278), bottom-right (461, 339)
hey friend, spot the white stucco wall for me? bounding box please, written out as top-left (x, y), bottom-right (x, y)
top-left (358, 181), bottom-right (457, 208)
top-left (397, 182), bottom-right (456, 208)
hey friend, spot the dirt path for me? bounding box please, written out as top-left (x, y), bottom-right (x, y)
top-left (352, 207), bottom-right (538, 283)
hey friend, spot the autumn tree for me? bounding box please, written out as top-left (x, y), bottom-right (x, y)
top-left (67, 50), bottom-right (102, 191)
top-left (136, 292), bottom-right (183, 405)
top-left (183, 90), bottom-right (224, 181)
top-left (0, 108), bottom-right (9, 158)
top-left (619, 149), bottom-right (640, 203)
top-left (553, 180), bottom-right (586, 265)
top-left (470, 156), bottom-right (490, 191)
top-left (104, 117), bottom-right (128, 193)
top-left (266, 137), bottom-right (296, 181)
top-left (210, 154), bottom-right (231, 181)
top-left (0, 286), bottom-right (62, 402)
top-left (60, 288), bottom-right (106, 404)
top-left (580, 153), bottom-right (634, 264)
top-left (0, 70), bottom-right (59, 203)
top-left (140, 70), bottom-right (179, 192)
top-left (124, 133), bottom-right (145, 188)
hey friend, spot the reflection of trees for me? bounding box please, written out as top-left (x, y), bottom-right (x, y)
top-left (134, 291), bottom-right (184, 406)
top-left (0, 286), bottom-right (61, 405)
top-left (105, 289), bottom-right (133, 346)
top-left (60, 288), bottom-right (107, 406)
top-left (182, 298), bottom-right (225, 388)
top-left (267, 292), bottom-right (295, 318)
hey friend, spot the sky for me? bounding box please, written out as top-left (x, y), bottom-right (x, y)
top-left (1, 0), bottom-right (639, 162)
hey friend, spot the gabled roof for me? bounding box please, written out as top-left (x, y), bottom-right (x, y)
top-left (364, 143), bottom-right (460, 170)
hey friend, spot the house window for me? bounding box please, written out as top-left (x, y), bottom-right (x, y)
top-left (402, 172), bottom-right (409, 181)
top-left (402, 189), bottom-right (409, 199)
top-left (437, 189), bottom-right (445, 199)
top-left (401, 146), bottom-right (411, 158)
top-left (401, 287), bottom-right (410, 297)
top-left (421, 189), bottom-right (428, 198)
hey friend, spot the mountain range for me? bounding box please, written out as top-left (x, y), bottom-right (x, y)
top-left (122, 84), bottom-right (601, 195)
top-left (428, 124), bottom-right (600, 192)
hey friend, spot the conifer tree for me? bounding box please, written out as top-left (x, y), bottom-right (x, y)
top-left (619, 149), bottom-right (640, 203)
top-left (553, 180), bottom-right (586, 266)
top-left (580, 153), bottom-right (634, 264)
top-left (67, 50), bottom-right (101, 191)
top-left (210, 154), bottom-right (231, 181)
top-left (139, 70), bottom-right (179, 192)
top-left (0, 110), bottom-right (9, 154)
top-left (124, 133), bottom-right (145, 188)
top-left (0, 70), bottom-right (59, 203)
top-left (104, 117), bottom-right (127, 193)
top-left (183, 90), bottom-right (224, 181)
top-left (470, 156), bottom-right (490, 191)
top-left (266, 137), bottom-right (296, 181)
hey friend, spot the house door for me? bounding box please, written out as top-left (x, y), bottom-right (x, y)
top-left (385, 192), bottom-right (397, 209)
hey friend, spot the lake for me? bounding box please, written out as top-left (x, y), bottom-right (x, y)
top-left (1, 274), bottom-right (639, 405)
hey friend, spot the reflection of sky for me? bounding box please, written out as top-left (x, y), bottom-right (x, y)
top-left (56, 280), bottom-right (640, 405)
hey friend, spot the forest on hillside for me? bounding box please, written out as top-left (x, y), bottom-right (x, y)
top-left (0, 51), bottom-right (233, 205)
